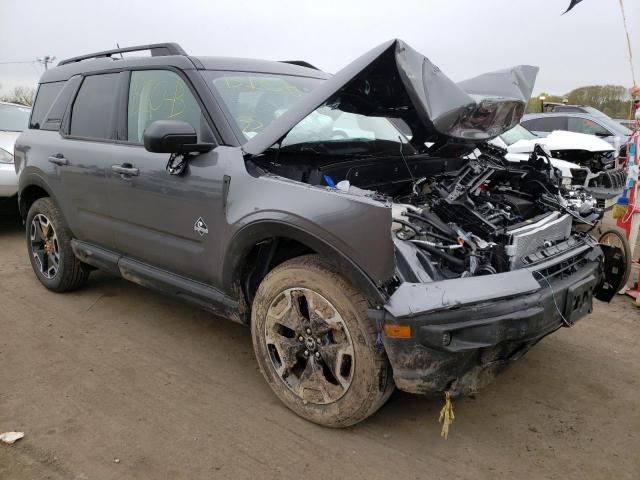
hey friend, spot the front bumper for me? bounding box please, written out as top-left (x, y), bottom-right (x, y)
top-left (0, 163), bottom-right (18, 197)
top-left (375, 245), bottom-right (602, 397)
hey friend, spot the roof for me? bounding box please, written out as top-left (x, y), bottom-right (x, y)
top-left (39, 55), bottom-right (329, 84)
top-left (523, 112), bottom-right (587, 118)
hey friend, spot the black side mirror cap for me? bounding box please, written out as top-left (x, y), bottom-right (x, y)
top-left (143, 120), bottom-right (213, 154)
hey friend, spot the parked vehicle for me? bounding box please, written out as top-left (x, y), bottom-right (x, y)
top-left (15, 41), bottom-right (624, 427)
top-left (522, 107), bottom-right (632, 157)
top-left (491, 124), bottom-right (625, 206)
top-left (0, 101), bottom-right (31, 199)
top-left (615, 119), bottom-right (636, 130)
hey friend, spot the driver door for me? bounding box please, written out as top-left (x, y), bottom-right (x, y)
top-left (105, 69), bottom-right (225, 284)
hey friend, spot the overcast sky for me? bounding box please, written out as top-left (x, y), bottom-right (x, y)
top-left (0, 0), bottom-right (637, 96)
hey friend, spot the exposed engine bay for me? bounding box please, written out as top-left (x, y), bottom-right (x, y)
top-left (253, 143), bottom-right (603, 283)
top-left (389, 145), bottom-right (601, 282)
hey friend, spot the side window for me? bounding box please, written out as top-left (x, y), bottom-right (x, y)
top-left (523, 116), bottom-right (567, 132)
top-left (41, 76), bottom-right (82, 131)
top-left (127, 70), bottom-right (203, 143)
top-left (30, 82), bottom-right (65, 129)
top-left (567, 117), bottom-right (610, 136)
top-left (70, 73), bottom-right (119, 140)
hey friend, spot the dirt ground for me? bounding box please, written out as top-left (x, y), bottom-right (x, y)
top-left (0, 208), bottom-right (638, 480)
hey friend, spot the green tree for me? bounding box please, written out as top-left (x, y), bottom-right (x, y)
top-left (566, 85), bottom-right (632, 118)
top-left (528, 85), bottom-right (634, 119)
top-left (526, 92), bottom-right (564, 113)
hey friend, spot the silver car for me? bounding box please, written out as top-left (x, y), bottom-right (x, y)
top-left (0, 101), bottom-right (32, 198)
top-left (522, 107), bottom-right (632, 156)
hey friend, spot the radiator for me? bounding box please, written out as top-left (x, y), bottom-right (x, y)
top-left (505, 212), bottom-right (573, 268)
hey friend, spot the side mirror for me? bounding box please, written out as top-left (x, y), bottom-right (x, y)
top-left (143, 120), bottom-right (213, 154)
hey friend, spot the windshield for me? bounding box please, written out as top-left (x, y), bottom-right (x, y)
top-left (499, 124), bottom-right (538, 145)
top-left (581, 106), bottom-right (632, 136)
top-left (204, 71), bottom-right (408, 154)
top-left (0, 103), bottom-right (31, 132)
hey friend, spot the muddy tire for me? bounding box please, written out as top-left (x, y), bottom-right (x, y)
top-left (26, 197), bottom-right (91, 292)
top-left (251, 254), bottom-right (394, 427)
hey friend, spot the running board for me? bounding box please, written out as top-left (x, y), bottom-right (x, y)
top-left (71, 240), bottom-right (241, 322)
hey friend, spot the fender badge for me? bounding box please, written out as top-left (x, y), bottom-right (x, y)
top-left (194, 217), bottom-right (209, 236)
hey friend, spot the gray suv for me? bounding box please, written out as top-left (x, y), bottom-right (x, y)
top-left (15, 41), bottom-right (621, 427)
top-left (522, 106), bottom-right (632, 156)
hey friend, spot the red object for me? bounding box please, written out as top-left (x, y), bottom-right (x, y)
top-left (616, 133), bottom-right (640, 300)
top-left (616, 134), bottom-right (639, 238)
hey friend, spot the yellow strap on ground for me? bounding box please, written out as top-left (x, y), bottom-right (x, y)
top-left (439, 391), bottom-right (455, 439)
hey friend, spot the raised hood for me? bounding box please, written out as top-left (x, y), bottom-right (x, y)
top-left (242, 39), bottom-right (538, 156)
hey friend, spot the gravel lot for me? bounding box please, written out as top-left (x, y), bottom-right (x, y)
top-left (1, 208), bottom-right (639, 480)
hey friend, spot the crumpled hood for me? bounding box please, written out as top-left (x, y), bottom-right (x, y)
top-left (507, 130), bottom-right (615, 154)
top-left (0, 131), bottom-right (20, 155)
top-left (242, 39), bottom-right (538, 155)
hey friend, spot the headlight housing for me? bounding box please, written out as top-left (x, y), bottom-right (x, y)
top-left (0, 148), bottom-right (13, 164)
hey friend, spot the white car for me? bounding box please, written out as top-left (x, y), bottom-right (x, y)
top-left (0, 101), bottom-right (31, 198)
top-left (490, 125), bottom-right (625, 205)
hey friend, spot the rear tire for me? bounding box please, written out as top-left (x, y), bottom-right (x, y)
top-left (26, 197), bottom-right (90, 292)
top-left (251, 254), bottom-right (394, 427)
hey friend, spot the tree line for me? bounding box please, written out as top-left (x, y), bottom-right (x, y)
top-left (527, 85), bottom-right (634, 119)
top-left (0, 86), bottom-right (36, 106)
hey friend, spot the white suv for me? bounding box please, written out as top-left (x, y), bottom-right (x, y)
top-left (0, 101), bottom-right (31, 198)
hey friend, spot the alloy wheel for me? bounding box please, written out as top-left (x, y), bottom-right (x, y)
top-left (30, 213), bottom-right (60, 279)
top-left (264, 287), bottom-right (355, 405)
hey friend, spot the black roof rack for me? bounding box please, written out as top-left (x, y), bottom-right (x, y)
top-left (58, 43), bottom-right (187, 66)
top-left (279, 60), bottom-right (319, 70)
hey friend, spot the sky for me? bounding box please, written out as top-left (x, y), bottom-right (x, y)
top-left (0, 0), bottom-right (638, 96)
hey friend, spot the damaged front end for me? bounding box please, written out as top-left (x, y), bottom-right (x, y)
top-left (372, 145), bottom-right (609, 396)
top-left (232, 39), bottom-right (618, 398)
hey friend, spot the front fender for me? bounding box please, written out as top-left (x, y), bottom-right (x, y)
top-left (220, 149), bottom-right (396, 303)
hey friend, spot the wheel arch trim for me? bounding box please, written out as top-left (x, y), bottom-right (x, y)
top-left (223, 219), bottom-right (387, 305)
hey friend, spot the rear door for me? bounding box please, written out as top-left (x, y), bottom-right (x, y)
top-left (567, 116), bottom-right (614, 141)
top-left (105, 68), bottom-right (226, 284)
top-left (50, 72), bottom-right (124, 249)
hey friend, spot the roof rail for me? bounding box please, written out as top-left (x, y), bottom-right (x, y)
top-left (279, 60), bottom-right (320, 70)
top-left (58, 43), bottom-right (187, 66)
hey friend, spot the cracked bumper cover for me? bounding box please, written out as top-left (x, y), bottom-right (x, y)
top-left (372, 247), bottom-right (602, 397)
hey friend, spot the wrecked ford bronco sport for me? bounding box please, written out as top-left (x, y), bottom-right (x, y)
top-left (15, 40), bottom-right (625, 427)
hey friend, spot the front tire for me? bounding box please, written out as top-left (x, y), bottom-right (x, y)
top-left (251, 254), bottom-right (394, 427)
top-left (26, 197), bottom-right (90, 292)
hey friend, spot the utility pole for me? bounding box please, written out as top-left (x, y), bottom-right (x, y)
top-left (36, 55), bottom-right (56, 70)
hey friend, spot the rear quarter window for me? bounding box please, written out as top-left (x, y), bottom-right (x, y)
top-left (30, 81), bottom-right (65, 129)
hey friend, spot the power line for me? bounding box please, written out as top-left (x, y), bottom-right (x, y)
top-left (0, 61), bottom-right (37, 65)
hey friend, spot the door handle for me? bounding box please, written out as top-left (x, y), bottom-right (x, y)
top-left (111, 164), bottom-right (139, 176)
top-left (48, 154), bottom-right (69, 166)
